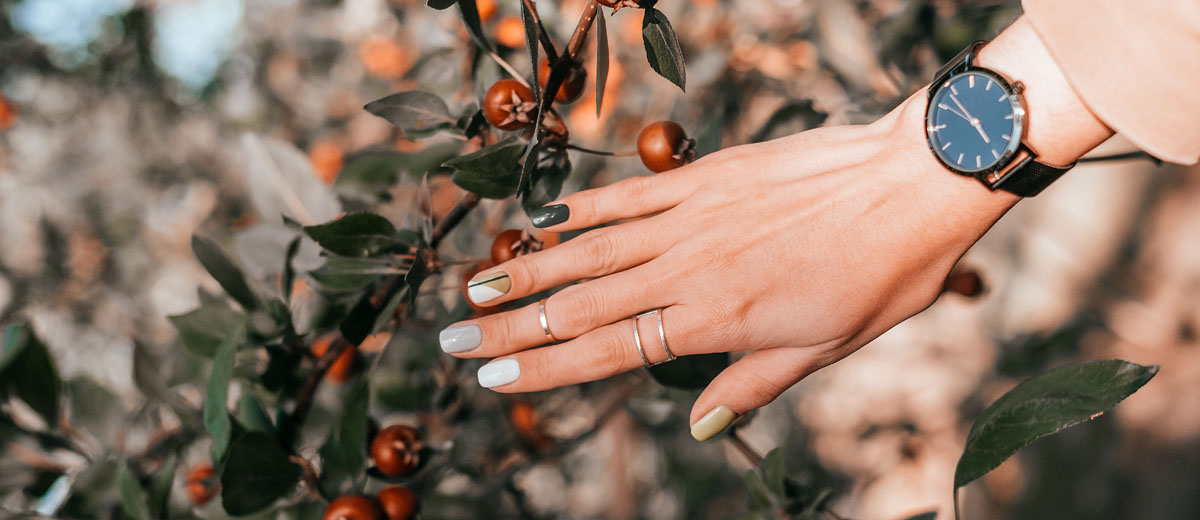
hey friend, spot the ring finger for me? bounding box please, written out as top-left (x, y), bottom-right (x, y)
top-left (440, 259), bottom-right (676, 358)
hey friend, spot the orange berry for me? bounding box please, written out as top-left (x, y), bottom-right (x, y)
top-left (312, 334), bottom-right (359, 384)
top-left (359, 36), bottom-right (411, 79)
top-left (0, 94), bottom-right (16, 131)
top-left (370, 425), bottom-right (423, 477)
top-left (476, 0), bottom-right (498, 23)
top-left (309, 141), bottom-right (344, 184)
top-left (495, 16), bottom-right (526, 49)
top-left (185, 463), bottom-right (219, 506)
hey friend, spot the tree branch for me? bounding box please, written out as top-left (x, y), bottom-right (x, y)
top-left (431, 192), bottom-right (482, 250)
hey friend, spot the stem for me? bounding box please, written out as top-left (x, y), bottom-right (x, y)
top-left (485, 49), bottom-right (531, 89)
top-left (564, 1), bottom-right (600, 60)
top-left (565, 143), bottom-right (638, 156)
top-left (521, 0), bottom-right (559, 61)
top-left (283, 336), bottom-right (355, 445)
top-left (726, 428), bottom-right (764, 467)
top-left (431, 193), bottom-right (482, 249)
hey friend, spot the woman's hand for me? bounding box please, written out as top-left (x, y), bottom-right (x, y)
top-left (438, 15), bottom-right (1112, 441)
top-left (439, 94), bottom-right (1019, 439)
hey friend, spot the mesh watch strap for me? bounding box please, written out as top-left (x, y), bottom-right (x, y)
top-left (990, 158), bottom-right (1074, 197)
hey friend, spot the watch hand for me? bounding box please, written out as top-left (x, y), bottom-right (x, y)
top-left (937, 102), bottom-right (972, 123)
top-left (950, 94), bottom-right (991, 144)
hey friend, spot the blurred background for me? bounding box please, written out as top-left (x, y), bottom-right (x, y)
top-left (1, 0), bottom-right (1198, 518)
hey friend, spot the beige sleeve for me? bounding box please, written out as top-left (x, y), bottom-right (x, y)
top-left (1021, 0), bottom-right (1200, 164)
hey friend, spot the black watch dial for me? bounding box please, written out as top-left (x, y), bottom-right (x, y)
top-left (926, 69), bottom-right (1023, 174)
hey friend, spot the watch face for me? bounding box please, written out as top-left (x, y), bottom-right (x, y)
top-left (926, 69), bottom-right (1023, 174)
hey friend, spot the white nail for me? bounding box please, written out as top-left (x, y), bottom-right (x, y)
top-left (477, 359), bottom-right (520, 388)
top-left (440, 324), bottom-right (482, 353)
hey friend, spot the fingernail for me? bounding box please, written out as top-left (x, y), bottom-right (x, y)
top-left (531, 204), bottom-right (569, 228)
top-left (477, 359), bottom-right (520, 388)
top-left (439, 324), bottom-right (482, 353)
top-left (467, 272), bottom-right (511, 304)
top-left (690, 405), bottom-right (738, 441)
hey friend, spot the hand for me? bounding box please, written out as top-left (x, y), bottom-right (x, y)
top-left (949, 93), bottom-right (991, 144)
top-left (439, 94), bottom-right (1018, 439)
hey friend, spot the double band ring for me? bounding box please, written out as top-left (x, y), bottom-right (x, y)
top-left (633, 308), bottom-right (675, 368)
top-left (538, 298), bottom-right (557, 342)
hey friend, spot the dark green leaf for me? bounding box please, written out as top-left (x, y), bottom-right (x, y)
top-left (445, 138), bottom-right (525, 199)
top-left (205, 325), bottom-right (244, 462)
top-left (282, 236), bottom-right (301, 302)
top-left (364, 92), bottom-right (457, 137)
top-left (955, 359), bottom-right (1159, 488)
top-left (901, 513), bottom-right (938, 520)
top-left (515, 139), bottom-right (541, 201)
top-left (522, 155), bottom-right (571, 215)
top-left (744, 469), bottom-right (772, 510)
top-left (236, 393), bottom-right (275, 435)
top-left (427, 0), bottom-right (457, 9)
top-left (1, 323), bottom-right (60, 425)
top-left (521, 1), bottom-right (541, 103)
top-left (308, 257), bottom-right (396, 292)
top-left (192, 235), bottom-right (262, 311)
top-left (168, 305), bottom-right (243, 358)
top-left (219, 432), bottom-right (301, 515)
top-left (647, 352), bottom-right (728, 389)
top-left (333, 152), bottom-right (405, 202)
top-left (149, 454), bottom-right (177, 519)
top-left (641, 8), bottom-right (686, 91)
top-left (304, 213), bottom-right (401, 257)
top-left (595, 12), bottom-right (610, 117)
top-left (117, 463), bottom-right (151, 520)
top-left (318, 379), bottom-right (371, 500)
top-left (457, 0), bottom-right (494, 54)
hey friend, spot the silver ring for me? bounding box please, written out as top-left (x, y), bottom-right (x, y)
top-left (538, 298), bottom-right (557, 342)
top-left (634, 308), bottom-right (675, 368)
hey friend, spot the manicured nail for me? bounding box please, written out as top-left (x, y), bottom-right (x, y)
top-left (477, 359), bottom-right (520, 388)
top-left (439, 324), bottom-right (482, 353)
top-left (690, 405), bottom-right (738, 441)
top-left (531, 204), bottom-right (569, 228)
top-left (467, 272), bottom-right (511, 304)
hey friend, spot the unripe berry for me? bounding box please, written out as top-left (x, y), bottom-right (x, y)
top-left (637, 121), bottom-right (695, 173)
top-left (323, 495), bottom-right (384, 520)
top-left (377, 486), bottom-right (420, 520)
top-left (483, 79), bottom-right (536, 131)
top-left (538, 59), bottom-right (587, 104)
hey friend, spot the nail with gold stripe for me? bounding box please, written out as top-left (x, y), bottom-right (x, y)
top-left (466, 272), bottom-right (511, 304)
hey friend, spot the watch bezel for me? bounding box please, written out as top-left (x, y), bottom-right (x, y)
top-left (924, 66), bottom-right (1027, 183)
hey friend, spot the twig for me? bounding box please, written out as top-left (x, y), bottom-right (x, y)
top-left (521, 0), bottom-right (559, 61)
top-left (564, 143), bottom-right (638, 156)
top-left (431, 193), bottom-right (482, 249)
top-left (726, 428), bottom-right (764, 467)
top-left (485, 49), bottom-right (532, 89)
top-left (282, 336), bottom-right (355, 445)
top-left (564, 1), bottom-right (600, 60)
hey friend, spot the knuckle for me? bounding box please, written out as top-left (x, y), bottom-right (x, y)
top-left (591, 328), bottom-right (634, 373)
top-left (578, 230), bottom-right (623, 275)
top-left (555, 285), bottom-right (609, 334)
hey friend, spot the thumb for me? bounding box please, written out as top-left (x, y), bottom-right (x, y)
top-left (688, 348), bottom-right (818, 441)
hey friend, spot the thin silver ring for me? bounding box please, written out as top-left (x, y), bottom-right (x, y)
top-left (538, 298), bottom-right (557, 342)
top-left (634, 308), bottom-right (674, 368)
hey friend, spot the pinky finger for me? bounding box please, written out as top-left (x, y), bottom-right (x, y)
top-left (688, 348), bottom-right (820, 441)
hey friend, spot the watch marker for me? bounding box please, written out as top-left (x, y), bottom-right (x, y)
top-left (951, 85), bottom-right (959, 96)
top-left (986, 78), bottom-right (993, 91)
top-left (991, 149), bottom-right (1000, 159)
top-left (1003, 114), bottom-right (1013, 120)
top-left (1001, 133), bottom-right (1011, 140)
top-left (998, 94), bottom-right (1007, 102)
top-left (941, 141), bottom-right (952, 151)
top-left (975, 155), bottom-right (981, 168)
top-left (956, 153), bottom-right (964, 165)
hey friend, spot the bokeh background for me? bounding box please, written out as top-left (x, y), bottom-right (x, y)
top-left (1, 0), bottom-right (1197, 518)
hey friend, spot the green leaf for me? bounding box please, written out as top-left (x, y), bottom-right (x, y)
top-left (744, 469), bottom-right (772, 511)
top-left (954, 359), bottom-right (1159, 488)
top-left (901, 513), bottom-right (938, 520)
top-left (641, 8), bottom-right (686, 91)
top-left (762, 447), bottom-right (786, 498)
top-left (364, 92), bottom-right (457, 137)
top-left (219, 432), bottom-right (301, 515)
top-left (595, 12), bottom-right (610, 117)
top-left (205, 325), bottom-right (244, 462)
top-left (168, 305), bottom-right (244, 358)
top-left (318, 380), bottom-right (371, 499)
top-left (149, 454), bottom-right (177, 518)
top-left (427, 0), bottom-right (457, 9)
top-left (1, 323), bottom-right (60, 425)
top-left (308, 257), bottom-right (396, 292)
top-left (236, 393), bottom-right (275, 435)
top-left (520, 1), bottom-right (541, 103)
top-left (304, 213), bottom-right (401, 257)
top-left (647, 352), bottom-right (728, 389)
top-left (117, 463), bottom-right (151, 520)
top-left (192, 235), bottom-right (262, 311)
top-left (444, 138), bottom-right (525, 199)
top-left (282, 236), bottom-right (301, 302)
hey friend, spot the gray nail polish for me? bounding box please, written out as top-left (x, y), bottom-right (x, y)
top-left (477, 359), bottom-right (520, 388)
top-left (531, 204), bottom-right (569, 228)
top-left (439, 324), bottom-right (482, 353)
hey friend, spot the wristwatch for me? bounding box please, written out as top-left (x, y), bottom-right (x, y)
top-left (925, 40), bottom-right (1072, 197)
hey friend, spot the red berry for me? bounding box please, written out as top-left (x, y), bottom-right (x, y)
top-left (943, 269), bottom-right (985, 298)
top-left (637, 121), bottom-right (695, 173)
top-left (538, 59), bottom-right (587, 104)
top-left (483, 79), bottom-right (536, 131)
top-left (370, 425), bottom-right (423, 477)
top-left (377, 486), bottom-right (420, 520)
top-left (323, 495), bottom-right (384, 520)
top-left (490, 229), bottom-right (525, 264)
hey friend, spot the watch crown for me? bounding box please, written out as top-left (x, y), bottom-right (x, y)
top-left (1013, 81), bottom-right (1025, 94)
